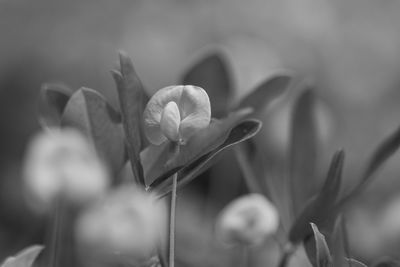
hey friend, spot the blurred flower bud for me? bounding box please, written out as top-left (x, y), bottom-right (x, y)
top-left (23, 128), bottom-right (109, 209)
top-left (216, 193), bottom-right (279, 246)
top-left (75, 186), bottom-right (167, 265)
top-left (143, 85), bottom-right (211, 145)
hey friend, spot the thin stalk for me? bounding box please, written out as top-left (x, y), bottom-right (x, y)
top-left (234, 145), bottom-right (262, 194)
top-left (48, 199), bottom-right (63, 267)
top-left (242, 245), bottom-right (250, 267)
top-left (277, 244), bottom-right (296, 267)
top-left (169, 173), bottom-right (178, 267)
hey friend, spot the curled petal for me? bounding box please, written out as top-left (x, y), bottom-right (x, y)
top-left (179, 85), bottom-right (211, 143)
top-left (160, 101), bottom-right (181, 142)
top-left (143, 86), bottom-right (183, 145)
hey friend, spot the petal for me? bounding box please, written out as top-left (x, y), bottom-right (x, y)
top-left (143, 86), bottom-right (184, 145)
top-left (160, 101), bottom-right (181, 142)
top-left (178, 85), bottom-right (211, 142)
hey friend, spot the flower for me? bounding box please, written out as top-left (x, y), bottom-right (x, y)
top-left (215, 193), bottom-right (279, 246)
top-left (75, 186), bottom-right (167, 264)
top-left (143, 85), bottom-right (211, 145)
top-left (23, 128), bottom-right (109, 209)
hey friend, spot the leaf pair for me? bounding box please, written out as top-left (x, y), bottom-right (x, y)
top-left (39, 53), bottom-right (146, 185)
top-left (39, 84), bottom-right (126, 175)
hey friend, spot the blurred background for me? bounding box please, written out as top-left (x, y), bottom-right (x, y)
top-left (2, 0), bottom-right (400, 265)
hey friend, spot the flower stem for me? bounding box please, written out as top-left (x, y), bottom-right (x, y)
top-left (242, 245), bottom-right (249, 267)
top-left (169, 172), bottom-right (178, 267)
top-left (48, 199), bottom-right (63, 267)
top-left (277, 244), bottom-right (296, 267)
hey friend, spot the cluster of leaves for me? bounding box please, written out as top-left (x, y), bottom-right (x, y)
top-left (3, 51), bottom-right (293, 267)
top-left (38, 52), bottom-right (277, 196)
top-left (279, 88), bottom-right (400, 266)
top-left (6, 49), bottom-right (400, 267)
top-left (185, 53), bottom-right (400, 266)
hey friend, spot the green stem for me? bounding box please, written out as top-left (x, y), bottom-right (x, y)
top-left (277, 244), bottom-right (296, 267)
top-left (169, 173), bottom-right (178, 267)
top-left (242, 245), bottom-right (250, 267)
top-left (234, 145), bottom-right (262, 194)
top-left (48, 199), bottom-right (63, 267)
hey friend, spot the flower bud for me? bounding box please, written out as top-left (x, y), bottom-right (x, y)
top-left (23, 128), bottom-right (109, 209)
top-left (143, 85), bottom-right (211, 145)
top-left (75, 186), bottom-right (167, 264)
top-left (216, 194), bottom-right (279, 246)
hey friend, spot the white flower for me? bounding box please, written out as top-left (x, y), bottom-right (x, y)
top-left (75, 186), bottom-right (167, 264)
top-left (216, 193), bottom-right (279, 246)
top-left (23, 128), bottom-right (109, 209)
top-left (143, 85), bottom-right (211, 145)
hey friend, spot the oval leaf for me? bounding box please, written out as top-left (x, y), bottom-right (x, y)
top-left (182, 52), bottom-right (233, 118)
top-left (61, 87), bottom-right (126, 174)
top-left (289, 149), bottom-right (345, 243)
top-left (153, 119), bottom-right (262, 197)
top-left (373, 258), bottom-right (400, 267)
top-left (112, 51), bottom-right (145, 185)
top-left (289, 88), bottom-right (318, 216)
top-left (38, 83), bottom-right (73, 128)
top-left (234, 72), bottom-right (292, 113)
top-left (347, 258), bottom-right (369, 267)
top-left (2, 245), bottom-right (43, 267)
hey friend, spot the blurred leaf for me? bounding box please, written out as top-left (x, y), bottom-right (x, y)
top-left (289, 149), bottom-right (345, 243)
top-left (341, 216), bottom-right (353, 267)
top-left (182, 52), bottom-right (233, 118)
top-left (373, 258), bottom-right (400, 267)
top-left (61, 87), bottom-right (126, 174)
top-left (347, 258), bottom-right (368, 267)
top-left (289, 88), bottom-right (318, 215)
top-left (342, 125), bottom-right (400, 204)
top-left (331, 215), bottom-right (346, 267)
top-left (38, 83), bottom-right (73, 128)
top-left (304, 223), bottom-right (332, 267)
top-left (152, 119), bottom-right (262, 198)
top-left (2, 245), bottom-right (43, 267)
top-left (112, 51), bottom-right (145, 185)
top-left (233, 72), bottom-right (292, 113)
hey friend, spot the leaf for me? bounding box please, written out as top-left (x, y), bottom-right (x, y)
top-left (304, 223), bottom-right (332, 267)
top-left (182, 52), bottom-right (233, 118)
top-left (112, 51), bottom-right (145, 185)
top-left (289, 149), bottom-right (345, 243)
top-left (289, 88), bottom-right (318, 216)
top-left (141, 108), bottom-right (252, 187)
top-left (331, 215), bottom-right (346, 267)
top-left (234, 72), bottom-right (292, 113)
top-left (38, 83), bottom-right (73, 128)
top-left (373, 258), bottom-right (400, 267)
top-left (342, 125), bottom-right (400, 204)
top-left (61, 87), bottom-right (126, 174)
top-left (152, 119), bottom-right (262, 198)
top-left (2, 245), bottom-right (43, 267)
top-left (346, 258), bottom-right (368, 267)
